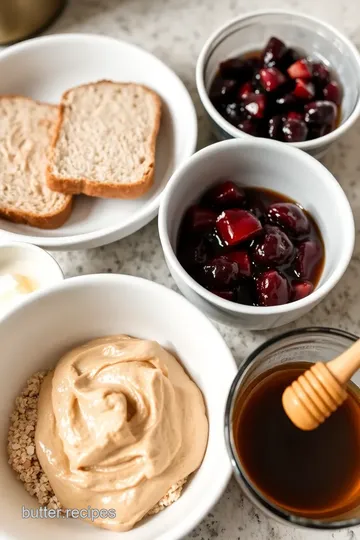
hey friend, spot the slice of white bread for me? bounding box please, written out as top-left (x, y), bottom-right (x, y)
top-left (47, 81), bottom-right (162, 199)
top-left (0, 97), bottom-right (72, 229)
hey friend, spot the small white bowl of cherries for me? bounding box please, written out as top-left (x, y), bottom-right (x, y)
top-left (196, 11), bottom-right (360, 159)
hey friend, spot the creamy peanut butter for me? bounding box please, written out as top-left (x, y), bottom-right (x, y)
top-left (35, 335), bottom-right (208, 531)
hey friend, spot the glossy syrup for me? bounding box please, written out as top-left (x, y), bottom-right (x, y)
top-left (234, 363), bottom-right (360, 518)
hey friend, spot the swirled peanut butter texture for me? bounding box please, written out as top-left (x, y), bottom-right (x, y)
top-left (35, 335), bottom-right (208, 531)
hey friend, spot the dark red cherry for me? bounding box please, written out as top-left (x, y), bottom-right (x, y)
top-left (304, 101), bottom-right (337, 127)
top-left (291, 279), bottom-right (314, 301)
top-left (209, 78), bottom-right (237, 105)
top-left (204, 227), bottom-right (226, 255)
top-left (234, 281), bottom-right (257, 306)
top-left (292, 79), bottom-right (315, 100)
top-left (259, 67), bottom-right (286, 92)
top-left (295, 241), bottom-right (322, 280)
top-left (287, 111), bottom-right (303, 121)
top-left (221, 251), bottom-right (252, 277)
top-left (243, 93), bottom-right (266, 119)
top-left (268, 115), bottom-right (283, 140)
top-left (237, 118), bottom-right (259, 136)
top-left (282, 118), bottom-right (308, 142)
top-left (237, 81), bottom-right (253, 101)
top-left (197, 258), bottom-right (240, 288)
top-left (323, 81), bottom-right (341, 105)
top-left (244, 189), bottom-right (268, 221)
top-left (210, 289), bottom-right (234, 301)
top-left (256, 270), bottom-right (290, 306)
top-left (288, 59), bottom-right (313, 80)
top-left (216, 209), bottom-right (262, 246)
top-left (205, 181), bottom-right (246, 209)
top-left (262, 37), bottom-right (287, 68)
top-left (280, 48), bottom-right (300, 70)
top-left (307, 123), bottom-right (332, 140)
top-left (312, 62), bottom-right (330, 86)
top-left (252, 225), bottom-right (294, 266)
top-left (275, 93), bottom-right (298, 112)
top-left (219, 57), bottom-right (253, 80)
top-left (178, 236), bottom-right (208, 268)
top-left (267, 203), bottom-right (310, 237)
top-left (185, 205), bottom-right (217, 232)
top-left (224, 102), bottom-right (242, 124)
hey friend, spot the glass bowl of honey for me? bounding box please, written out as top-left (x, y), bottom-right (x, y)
top-left (225, 327), bottom-right (360, 529)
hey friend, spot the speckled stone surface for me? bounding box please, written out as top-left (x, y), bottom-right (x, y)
top-left (39, 0), bottom-right (360, 538)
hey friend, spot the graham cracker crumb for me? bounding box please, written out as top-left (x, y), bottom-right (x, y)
top-left (7, 371), bottom-right (63, 510)
top-left (147, 477), bottom-right (188, 515)
top-left (7, 370), bottom-right (187, 519)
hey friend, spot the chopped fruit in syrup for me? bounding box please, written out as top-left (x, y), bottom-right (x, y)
top-left (291, 280), bottom-right (314, 301)
top-left (216, 209), bottom-right (262, 246)
top-left (304, 100), bottom-right (337, 126)
top-left (295, 241), bottom-right (322, 280)
top-left (243, 93), bottom-right (266, 119)
top-left (259, 67), bottom-right (286, 92)
top-left (252, 225), bottom-right (294, 266)
top-left (267, 202), bottom-right (310, 237)
top-left (256, 270), bottom-right (290, 306)
top-left (197, 258), bottom-right (240, 287)
top-left (292, 79), bottom-right (315, 100)
top-left (209, 36), bottom-right (342, 142)
top-left (177, 183), bottom-right (324, 307)
top-left (221, 251), bottom-right (252, 277)
top-left (287, 59), bottom-right (313, 80)
top-left (185, 205), bottom-right (217, 232)
top-left (205, 180), bottom-right (246, 208)
top-left (262, 37), bottom-right (287, 68)
top-left (282, 118), bottom-right (308, 142)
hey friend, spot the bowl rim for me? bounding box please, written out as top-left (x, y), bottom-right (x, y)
top-left (0, 33), bottom-right (198, 250)
top-left (0, 240), bottom-right (64, 282)
top-left (0, 273), bottom-right (236, 540)
top-left (224, 326), bottom-right (360, 529)
top-left (196, 9), bottom-right (360, 150)
top-left (158, 137), bottom-right (355, 316)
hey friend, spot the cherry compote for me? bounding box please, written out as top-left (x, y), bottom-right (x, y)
top-left (177, 180), bottom-right (324, 307)
top-left (209, 36), bottom-right (342, 142)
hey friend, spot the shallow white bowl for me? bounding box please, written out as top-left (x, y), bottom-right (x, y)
top-left (0, 242), bottom-right (63, 318)
top-left (158, 138), bottom-right (355, 330)
top-left (0, 274), bottom-right (236, 540)
top-left (0, 33), bottom-right (197, 250)
top-left (196, 10), bottom-right (360, 160)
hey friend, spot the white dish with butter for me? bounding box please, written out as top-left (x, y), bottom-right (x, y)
top-left (0, 242), bottom-right (63, 318)
top-left (0, 274), bottom-right (236, 540)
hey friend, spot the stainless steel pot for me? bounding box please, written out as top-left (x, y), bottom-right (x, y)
top-left (0, 0), bottom-right (66, 45)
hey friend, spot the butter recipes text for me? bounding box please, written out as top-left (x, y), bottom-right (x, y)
top-left (22, 505), bottom-right (116, 521)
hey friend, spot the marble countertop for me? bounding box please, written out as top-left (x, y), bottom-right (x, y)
top-left (41, 0), bottom-right (360, 538)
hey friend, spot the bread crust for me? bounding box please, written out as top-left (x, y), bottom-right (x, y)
top-left (0, 197), bottom-right (73, 229)
top-left (0, 96), bottom-right (73, 229)
top-left (46, 81), bottom-right (162, 199)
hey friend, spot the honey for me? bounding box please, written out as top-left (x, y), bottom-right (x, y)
top-left (233, 363), bottom-right (360, 519)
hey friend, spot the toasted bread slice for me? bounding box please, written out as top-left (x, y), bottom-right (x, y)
top-left (0, 97), bottom-right (72, 229)
top-left (47, 81), bottom-right (162, 199)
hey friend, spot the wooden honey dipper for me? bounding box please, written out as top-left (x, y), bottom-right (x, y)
top-left (282, 339), bottom-right (360, 430)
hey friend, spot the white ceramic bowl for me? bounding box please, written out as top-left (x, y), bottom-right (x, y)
top-left (0, 274), bottom-right (236, 540)
top-left (0, 33), bottom-right (197, 250)
top-left (196, 10), bottom-right (360, 160)
top-left (158, 138), bottom-right (355, 330)
top-left (0, 242), bottom-right (63, 318)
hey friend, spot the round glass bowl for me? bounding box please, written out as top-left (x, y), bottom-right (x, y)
top-left (225, 327), bottom-right (360, 529)
top-left (196, 10), bottom-right (360, 159)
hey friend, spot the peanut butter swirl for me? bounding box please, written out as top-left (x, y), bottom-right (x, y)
top-left (35, 335), bottom-right (208, 531)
